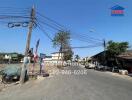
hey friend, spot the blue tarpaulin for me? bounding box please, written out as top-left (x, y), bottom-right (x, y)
top-left (1, 65), bottom-right (21, 76)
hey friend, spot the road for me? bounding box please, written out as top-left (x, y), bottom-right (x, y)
top-left (0, 65), bottom-right (132, 100)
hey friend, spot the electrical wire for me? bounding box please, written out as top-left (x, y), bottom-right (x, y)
top-left (36, 11), bottom-right (66, 30)
top-left (36, 19), bottom-right (103, 44)
top-left (62, 44), bottom-right (102, 49)
top-left (71, 34), bottom-right (103, 44)
top-left (36, 18), bottom-right (62, 31)
top-left (71, 44), bottom-right (102, 49)
top-left (35, 21), bottom-right (53, 41)
top-left (0, 7), bottom-right (104, 50)
top-left (36, 11), bottom-right (104, 45)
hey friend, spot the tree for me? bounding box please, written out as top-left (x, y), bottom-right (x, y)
top-left (75, 55), bottom-right (80, 62)
top-left (18, 54), bottom-right (24, 62)
top-left (63, 47), bottom-right (73, 61)
top-left (107, 41), bottom-right (129, 57)
top-left (74, 55), bottom-right (80, 66)
top-left (52, 30), bottom-right (71, 66)
top-left (106, 40), bottom-right (129, 66)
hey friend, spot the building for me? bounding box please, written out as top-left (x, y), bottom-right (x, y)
top-left (51, 52), bottom-right (64, 61)
top-left (91, 51), bottom-right (106, 65)
top-left (43, 52), bottom-right (64, 63)
top-left (92, 50), bottom-right (132, 73)
top-left (0, 53), bottom-right (24, 63)
top-left (117, 50), bottom-right (132, 73)
top-left (4, 55), bottom-right (11, 60)
top-left (83, 56), bottom-right (91, 62)
top-left (43, 56), bottom-right (52, 63)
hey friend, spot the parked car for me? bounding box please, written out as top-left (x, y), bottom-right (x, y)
top-left (105, 66), bottom-right (113, 71)
top-left (85, 63), bottom-right (95, 69)
top-left (95, 65), bottom-right (105, 71)
top-left (112, 66), bottom-right (119, 73)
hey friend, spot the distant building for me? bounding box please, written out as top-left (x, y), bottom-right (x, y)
top-left (51, 52), bottom-right (64, 61)
top-left (83, 56), bottom-right (91, 62)
top-left (4, 55), bottom-right (11, 60)
top-left (0, 52), bottom-right (24, 63)
top-left (43, 56), bottom-right (52, 63)
top-left (43, 52), bottom-right (64, 63)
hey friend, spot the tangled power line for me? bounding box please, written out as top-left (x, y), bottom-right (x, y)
top-left (35, 11), bottom-right (104, 49)
top-left (0, 7), bottom-right (104, 49)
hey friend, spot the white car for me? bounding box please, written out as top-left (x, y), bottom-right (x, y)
top-left (85, 63), bottom-right (95, 69)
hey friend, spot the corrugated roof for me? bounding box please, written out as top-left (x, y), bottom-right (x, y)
top-left (118, 50), bottom-right (132, 59)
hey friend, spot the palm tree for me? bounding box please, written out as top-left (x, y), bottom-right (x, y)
top-left (52, 30), bottom-right (71, 67)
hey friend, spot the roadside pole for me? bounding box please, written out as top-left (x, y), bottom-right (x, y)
top-left (103, 39), bottom-right (106, 65)
top-left (20, 6), bottom-right (35, 84)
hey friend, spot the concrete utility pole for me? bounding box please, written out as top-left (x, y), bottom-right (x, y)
top-left (103, 39), bottom-right (106, 65)
top-left (20, 6), bottom-right (35, 84)
top-left (25, 6), bottom-right (35, 56)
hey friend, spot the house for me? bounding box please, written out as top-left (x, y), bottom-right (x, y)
top-left (92, 50), bottom-right (132, 73)
top-left (43, 52), bottom-right (64, 63)
top-left (117, 50), bottom-right (132, 73)
top-left (111, 5), bottom-right (125, 16)
top-left (43, 56), bottom-right (52, 63)
top-left (10, 53), bottom-right (18, 61)
top-left (83, 56), bottom-right (91, 62)
top-left (4, 55), bottom-right (11, 60)
top-left (51, 52), bottom-right (64, 60)
top-left (0, 53), bottom-right (23, 63)
top-left (51, 52), bottom-right (64, 63)
top-left (91, 51), bottom-right (106, 65)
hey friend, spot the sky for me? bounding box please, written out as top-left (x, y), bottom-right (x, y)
top-left (0, 0), bottom-right (132, 58)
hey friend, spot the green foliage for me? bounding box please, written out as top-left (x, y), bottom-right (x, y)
top-left (52, 30), bottom-right (73, 61)
top-left (75, 55), bottom-right (80, 62)
top-left (63, 48), bottom-right (74, 61)
top-left (107, 40), bottom-right (129, 57)
top-left (18, 54), bottom-right (24, 61)
top-left (52, 30), bottom-right (70, 49)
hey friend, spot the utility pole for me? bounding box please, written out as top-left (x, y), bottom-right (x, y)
top-left (25, 6), bottom-right (35, 55)
top-left (20, 6), bottom-right (35, 84)
top-left (103, 39), bottom-right (106, 65)
top-left (103, 39), bottom-right (106, 51)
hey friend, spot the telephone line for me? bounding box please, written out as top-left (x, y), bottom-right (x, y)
top-left (36, 19), bottom-right (62, 32)
top-left (36, 12), bottom-right (66, 30)
top-left (36, 21), bottom-right (53, 41)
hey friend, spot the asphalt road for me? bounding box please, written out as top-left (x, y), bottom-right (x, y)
top-left (0, 65), bottom-right (132, 100)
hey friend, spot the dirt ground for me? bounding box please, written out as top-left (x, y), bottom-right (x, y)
top-left (0, 63), bottom-right (58, 92)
